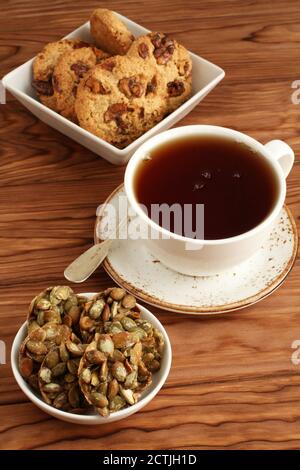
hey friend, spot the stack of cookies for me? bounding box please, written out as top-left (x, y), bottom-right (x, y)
top-left (32, 8), bottom-right (193, 148)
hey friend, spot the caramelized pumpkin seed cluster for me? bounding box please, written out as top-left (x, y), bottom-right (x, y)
top-left (19, 286), bottom-right (164, 416)
top-left (27, 286), bottom-right (86, 334)
top-left (38, 336), bottom-right (88, 412)
top-left (19, 322), bottom-right (71, 391)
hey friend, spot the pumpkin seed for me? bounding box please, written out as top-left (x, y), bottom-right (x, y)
top-left (148, 359), bottom-right (161, 372)
top-left (107, 321), bottom-right (124, 335)
top-left (36, 298), bottom-right (52, 311)
top-left (131, 327), bottom-right (147, 341)
top-left (59, 343), bottom-right (70, 362)
top-left (90, 392), bottom-right (108, 408)
top-left (81, 317), bottom-right (95, 335)
top-left (81, 368), bottom-right (92, 384)
top-left (143, 352), bottom-right (155, 365)
top-left (98, 335), bottom-right (114, 357)
top-left (111, 361), bottom-right (127, 382)
top-left (67, 306), bottom-right (81, 324)
top-left (53, 392), bottom-right (68, 409)
top-left (40, 367), bottom-right (52, 383)
top-left (109, 395), bottom-right (125, 411)
top-left (29, 328), bottom-right (47, 342)
top-left (67, 359), bottom-right (80, 375)
top-left (26, 340), bottom-right (48, 356)
top-left (110, 288), bottom-right (126, 301)
top-left (91, 371), bottom-right (100, 387)
top-left (122, 294), bottom-right (136, 310)
top-left (27, 374), bottom-right (39, 390)
top-left (64, 295), bottom-right (78, 312)
top-left (43, 383), bottom-right (62, 394)
top-left (28, 321), bottom-right (40, 334)
top-left (101, 304), bottom-right (111, 322)
top-left (97, 406), bottom-right (109, 417)
top-left (108, 379), bottom-right (119, 400)
top-left (138, 320), bottom-right (153, 334)
top-left (85, 349), bottom-right (106, 364)
top-left (112, 349), bottom-right (125, 363)
top-left (130, 342), bottom-right (142, 366)
top-left (112, 332), bottom-right (135, 349)
top-left (111, 301), bottom-right (119, 318)
top-left (63, 314), bottom-right (73, 328)
top-left (121, 317), bottom-right (137, 332)
top-left (119, 386), bottom-right (136, 405)
top-left (125, 371), bottom-right (138, 389)
top-left (68, 384), bottom-right (80, 408)
top-left (52, 362), bottom-right (67, 377)
top-left (89, 299), bottom-right (105, 319)
top-left (138, 361), bottom-right (149, 377)
top-left (100, 361), bottom-right (108, 382)
top-left (51, 286), bottom-right (71, 302)
top-left (64, 373), bottom-right (76, 383)
top-left (37, 311), bottom-right (45, 326)
top-left (19, 357), bottom-right (34, 378)
top-left (66, 340), bottom-right (84, 357)
top-left (98, 382), bottom-right (108, 396)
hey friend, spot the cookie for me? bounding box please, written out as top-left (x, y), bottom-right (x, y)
top-left (75, 32), bottom-right (192, 148)
top-left (52, 46), bottom-right (109, 121)
top-left (32, 39), bottom-right (90, 109)
top-left (128, 32), bottom-right (192, 113)
top-left (90, 8), bottom-right (134, 55)
top-left (75, 55), bottom-right (165, 148)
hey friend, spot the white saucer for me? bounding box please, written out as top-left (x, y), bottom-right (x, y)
top-left (95, 185), bottom-right (298, 315)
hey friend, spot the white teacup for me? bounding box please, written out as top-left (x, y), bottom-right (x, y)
top-left (124, 125), bottom-right (294, 276)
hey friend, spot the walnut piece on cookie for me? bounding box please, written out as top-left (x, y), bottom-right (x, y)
top-left (32, 39), bottom-right (90, 110)
top-left (90, 8), bottom-right (134, 55)
top-left (52, 46), bottom-right (109, 121)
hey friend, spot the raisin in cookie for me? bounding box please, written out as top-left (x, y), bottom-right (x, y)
top-left (75, 56), bottom-right (165, 148)
top-left (128, 33), bottom-right (192, 113)
top-left (32, 39), bottom-right (90, 110)
top-left (52, 46), bottom-right (109, 121)
top-left (90, 8), bottom-right (134, 55)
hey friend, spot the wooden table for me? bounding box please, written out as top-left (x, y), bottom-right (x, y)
top-left (0, 0), bottom-right (299, 450)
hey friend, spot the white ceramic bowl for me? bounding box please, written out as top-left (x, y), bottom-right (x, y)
top-left (11, 293), bottom-right (172, 424)
top-left (2, 13), bottom-right (225, 165)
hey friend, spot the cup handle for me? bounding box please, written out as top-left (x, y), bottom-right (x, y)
top-left (264, 140), bottom-right (294, 178)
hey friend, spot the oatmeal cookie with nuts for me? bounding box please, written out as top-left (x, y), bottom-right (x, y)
top-left (32, 39), bottom-right (90, 110)
top-left (128, 32), bottom-right (192, 113)
top-left (90, 8), bottom-right (134, 55)
top-left (75, 55), bottom-right (165, 148)
top-left (52, 46), bottom-right (109, 121)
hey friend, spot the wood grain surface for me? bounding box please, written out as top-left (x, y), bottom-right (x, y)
top-left (0, 0), bottom-right (300, 450)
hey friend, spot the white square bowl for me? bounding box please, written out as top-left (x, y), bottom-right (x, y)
top-left (2, 13), bottom-right (225, 165)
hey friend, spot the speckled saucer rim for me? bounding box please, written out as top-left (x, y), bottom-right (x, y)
top-left (94, 184), bottom-right (298, 315)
